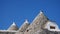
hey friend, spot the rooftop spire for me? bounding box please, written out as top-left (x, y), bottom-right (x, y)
top-left (7, 22), bottom-right (18, 31)
top-left (12, 22), bottom-right (16, 26)
top-left (37, 10), bottom-right (44, 16)
top-left (39, 10), bottom-right (43, 15)
top-left (24, 19), bottom-right (29, 24)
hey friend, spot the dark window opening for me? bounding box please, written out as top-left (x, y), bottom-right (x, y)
top-left (50, 26), bottom-right (55, 29)
top-left (27, 30), bottom-right (29, 32)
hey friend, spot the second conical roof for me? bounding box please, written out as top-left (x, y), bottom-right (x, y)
top-left (19, 19), bottom-right (29, 32)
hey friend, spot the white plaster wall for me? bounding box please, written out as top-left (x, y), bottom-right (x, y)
top-left (44, 21), bottom-right (59, 31)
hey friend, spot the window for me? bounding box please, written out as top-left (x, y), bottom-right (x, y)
top-left (26, 28), bottom-right (32, 32)
top-left (50, 26), bottom-right (55, 29)
top-left (27, 30), bottom-right (29, 32)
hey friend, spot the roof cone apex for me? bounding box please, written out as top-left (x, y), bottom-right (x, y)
top-left (12, 22), bottom-right (16, 25)
top-left (24, 19), bottom-right (29, 23)
top-left (39, 10), bottom-right (44, 15)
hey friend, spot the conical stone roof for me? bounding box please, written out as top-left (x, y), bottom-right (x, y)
top-left (19, 19), bottom-right (29, 32)
top-left (8, 22), bottom-right (18, 31)
top-left (31, 10), bottom-right (49, 26)
top-left (24, 10), bottom-right (49, 34)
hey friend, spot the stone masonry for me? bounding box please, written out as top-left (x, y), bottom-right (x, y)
top-left (0, 10), bottom-right (60, 34)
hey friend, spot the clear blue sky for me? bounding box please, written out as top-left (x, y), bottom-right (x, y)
top-left (0, 0), bottom-right (60, 30)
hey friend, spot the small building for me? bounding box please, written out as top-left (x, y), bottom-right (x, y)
top-left (0, 10), bottom-right (60, 34)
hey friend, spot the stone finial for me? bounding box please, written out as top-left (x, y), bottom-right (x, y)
top-left (40, 10), bottom-right (43, 14)
top-left (24, 19), bottom-right (29, 24)
top-left (12, 22), bottom-right (16, 26)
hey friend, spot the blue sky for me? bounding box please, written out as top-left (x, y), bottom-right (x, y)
top-left (0, 0), bottom-right (60, 30)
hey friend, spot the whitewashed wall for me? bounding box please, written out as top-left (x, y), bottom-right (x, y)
top-left (44, 21), bottom-right (59, 31)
